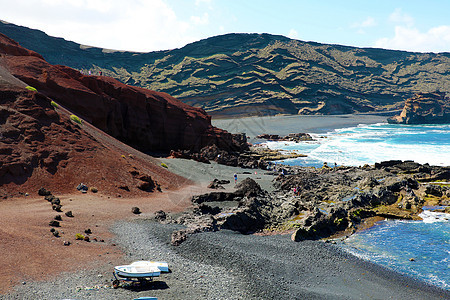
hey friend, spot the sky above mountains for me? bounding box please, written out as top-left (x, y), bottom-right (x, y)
top-left (1, 0), bottom-right (449, 53)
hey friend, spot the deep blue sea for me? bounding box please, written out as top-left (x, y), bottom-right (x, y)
top-left (263, 123), bottom-right (450, 290)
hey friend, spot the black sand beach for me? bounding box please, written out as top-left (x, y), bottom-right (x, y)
top-left (5, 219), bottom-right (449, 300)
top-left (4, 115), bottom-right (449, 299)
top-left (212, 114), bottom-right (388, 138)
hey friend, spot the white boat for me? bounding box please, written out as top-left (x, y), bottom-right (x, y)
top-left (131, 260), bottom-right (169, 273)
top-left (114, 264), bottom-right (161, 279)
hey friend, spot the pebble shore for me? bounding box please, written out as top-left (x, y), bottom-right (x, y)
top-left (5, 219), bottom-right (449, 300)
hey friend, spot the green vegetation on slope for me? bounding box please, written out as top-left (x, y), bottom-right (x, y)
top-left (2, 21), bottom-right (449, 117)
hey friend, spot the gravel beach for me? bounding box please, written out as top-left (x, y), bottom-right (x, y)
top-left (5, 220), bottom-right (449, 300)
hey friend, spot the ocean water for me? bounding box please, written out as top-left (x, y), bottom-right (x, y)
top-left (263, 122), bottom-right (450, 290)
top-left (341, 212), bottom-right (450, 290)
top-left (264, 123), bottom-right (450, 168)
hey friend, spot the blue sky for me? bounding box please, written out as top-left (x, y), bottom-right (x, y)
top-left (1, 0), bottom-right (449, 53)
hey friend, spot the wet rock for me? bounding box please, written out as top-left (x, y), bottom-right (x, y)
top-left (131, 207), bottom-right (141, 214)
top-left (65, 211), bottom-right (74, 217)
top-left (54, 215), bottom-right (62, 221)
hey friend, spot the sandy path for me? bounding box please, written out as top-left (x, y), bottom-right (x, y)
top-left (0, 182), bottom-right (209, 294)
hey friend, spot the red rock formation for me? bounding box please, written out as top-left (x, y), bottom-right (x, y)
top-left (0, 32), bottom-right (241, 195)
top-left (388, 92), bottom-right (450, 124)
top-left (0, 33), bottom-right (243, 153)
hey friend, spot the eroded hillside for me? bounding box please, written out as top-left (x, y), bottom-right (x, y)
top-left (2, 21), bottom-right (449, 117)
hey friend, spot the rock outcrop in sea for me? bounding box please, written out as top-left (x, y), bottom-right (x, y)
top-left (388, 92), bottom-right (450, 124)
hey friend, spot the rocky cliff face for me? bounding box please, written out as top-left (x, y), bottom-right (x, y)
top-left (388, 92), bottom-right (450, 124)
top-left (0, 33), bottom-right (245, 195)
top-left (2, 21), bottom-right (450, 117)
top-left (0, 33), bottom-right (243, 154)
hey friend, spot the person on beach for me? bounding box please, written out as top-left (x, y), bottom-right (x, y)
top-left (293, 187), bottom-right (297, 195)
top-left (234, 173), bottom-right (238, 184)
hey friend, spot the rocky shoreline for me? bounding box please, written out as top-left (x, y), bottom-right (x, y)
top-left (158, 160), bottom-right (449, 246)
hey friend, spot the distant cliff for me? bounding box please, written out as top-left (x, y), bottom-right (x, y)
top-left (2, 21), bottom-right (449, 117)
top-left (388, 92), bottom-right (450, 124)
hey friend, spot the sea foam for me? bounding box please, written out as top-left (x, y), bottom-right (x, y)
top-left (264, 123), bottom-right (450, 167)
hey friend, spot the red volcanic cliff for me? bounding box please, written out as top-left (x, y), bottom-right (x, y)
top-left (0, 33), bottom-right (244, 153)
top-left (0, 33), bottom-right (244, 195)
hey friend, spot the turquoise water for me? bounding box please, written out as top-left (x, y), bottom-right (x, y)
top-left (264, 123), bottom-right (450, 290)
top-left (265, 123), bottom-right (450, 168)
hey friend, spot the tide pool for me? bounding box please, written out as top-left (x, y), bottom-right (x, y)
top-left (265, 123), bottom-right (450, 167)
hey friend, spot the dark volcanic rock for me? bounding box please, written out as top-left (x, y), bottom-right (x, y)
top-left (388, 92), bottom-right (450, 124)
top-left (38, 187), bottom-right (51, 196)
top-left (131, 207), bottom-right (141, 214)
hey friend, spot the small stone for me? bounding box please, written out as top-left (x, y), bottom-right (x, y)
top-left (131, 207), bottom-right (141, 214)
top-left (49, 220), bottom-right (60, 227)
top-left (51, 198), bottom-right (60, 205)
top-left (38, 187), bottom-right (51, 196)
top-left (84, 228), bottom-right (92, 234)
top-left (63, 241), bottom-right (71, 246)
top-left (54, 215), bottom-right (62, 221)
top-left (84, 236), bottom-right (90, 242)
top-left (52, 204), bottom-right (62, 212)
top-left (409, 258), bottom-right (415, 261)
top-left (65, 211), bottom-right (74, 217)
top-left (52, 230), bottom-right (60, 237)
top-left (45, 195), bottom-right (55, 202)
top-left (50, 228), bottom-right (55, 233)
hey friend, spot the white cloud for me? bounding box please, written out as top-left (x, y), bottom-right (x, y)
top-left (288, 29), bottom-right (299, 40)
top-left (190, 12), bottom-right (209, 25)
top-left (389, 8), bottom-right (414, 27)
top-left (0, 0), bottom-right (211, 52)
top-left (351, 16), bottom-right (376, 34)
top-left (375, 25), bottom-right (450, 53)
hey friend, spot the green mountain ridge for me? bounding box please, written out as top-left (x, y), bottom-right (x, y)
top-left (1, 20), bottom-right (449, 117)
